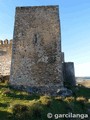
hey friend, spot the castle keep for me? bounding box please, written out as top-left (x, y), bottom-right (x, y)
top-left (0, 6), bottom-right (76, 94)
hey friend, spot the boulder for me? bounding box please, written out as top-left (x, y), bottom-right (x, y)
top-left (57, 88), bottom-right (72, 97)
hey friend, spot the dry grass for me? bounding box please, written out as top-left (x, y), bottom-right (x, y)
top-left (76, 96), bottom-right (87, 103)
top-left (77, 80), bottom-right (90, 88)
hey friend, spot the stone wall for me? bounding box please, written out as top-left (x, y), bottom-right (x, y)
top-left (10, 6), bottom-right (64, 94)
top-left (63, 62), bottom-right (76, 86)
top-left (0, 6), bottom-right (76, 95)
top-left (0, 39), bottom-right (12, 76)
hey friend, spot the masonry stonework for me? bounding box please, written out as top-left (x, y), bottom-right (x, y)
top-left (0, 6), bottom-right (76, 95)
top-left (10, 6), bottom-right (64, 94)
top-left (0, 40), bottom-right (12, 76)
top-left (63, 62), bottom-right (76, 86)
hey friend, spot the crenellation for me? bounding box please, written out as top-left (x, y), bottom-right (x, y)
top-left (0, 39), bottom-right (13, 46)
top-left (4, 39), bottom-right (8, 44)
top-left (10, 39), bottom-right (13, 44)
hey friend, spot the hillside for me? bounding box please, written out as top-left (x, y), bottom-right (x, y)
top-left (0, 81), bottom-right (90, 120)
top-left (76, 77), bottom-right (90, 88)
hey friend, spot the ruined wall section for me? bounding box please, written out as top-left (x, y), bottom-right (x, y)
top-left (0, 39), bottom-right (12, 76)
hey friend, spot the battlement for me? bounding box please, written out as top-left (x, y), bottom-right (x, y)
top-left (0, 39), bottom-right (13, 45)
top-left (0, 39), bottom-right (12, 55)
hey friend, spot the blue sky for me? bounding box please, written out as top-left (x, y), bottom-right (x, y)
top-left (0, 0), bottom-right (90, 77)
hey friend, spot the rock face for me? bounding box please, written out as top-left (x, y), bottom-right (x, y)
top-left (10, 6), bottom-right (64, 94)
top-left (57, 88), bottom-right (72, 97)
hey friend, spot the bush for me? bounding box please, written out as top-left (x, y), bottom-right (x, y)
top-left (11, 104), bottom-right (31, 120)
top-left (2, 89), bottom-right (11, 95)
top-left (30, 104), bottom-right (42, 118)
top-left (12, 104), bottom-right (28, 114)
top-left (11, 101), bottom-right (43, 120)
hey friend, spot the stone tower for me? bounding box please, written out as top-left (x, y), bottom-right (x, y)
top-left (10, 6), bottom-right (65, 94)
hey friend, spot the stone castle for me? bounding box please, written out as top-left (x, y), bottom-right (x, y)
top-left (0, 6), bottom-right (75, 95)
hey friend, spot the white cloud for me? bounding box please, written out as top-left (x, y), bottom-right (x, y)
top-left (75, 62), bottom-right (90, 77)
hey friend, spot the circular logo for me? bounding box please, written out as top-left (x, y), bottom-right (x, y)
top-left (47, 113), bottom-right (53, 119)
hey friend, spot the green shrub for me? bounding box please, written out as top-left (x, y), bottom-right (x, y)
top-left (11, 104), bottom-right (31, 120)
top-left (29, 104), bottom-right (43, 119)
top-left (12, 104), bottom-right (28, 113)
top-left (11, 101), bottom-right (43, 120)
top-left (2, 89), bottom-right (11, 95)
